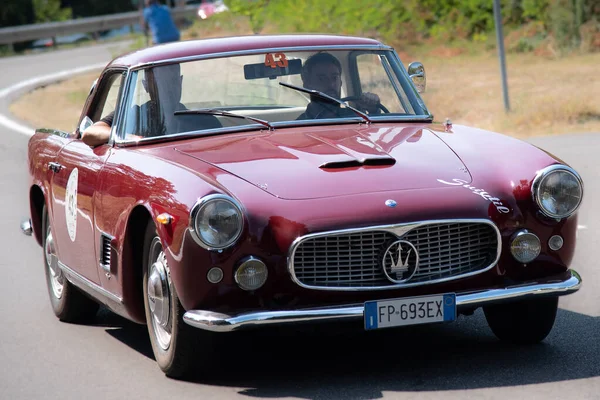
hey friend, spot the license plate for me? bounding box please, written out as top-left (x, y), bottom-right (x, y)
top-left (364, 293), bottom-right (456, 330)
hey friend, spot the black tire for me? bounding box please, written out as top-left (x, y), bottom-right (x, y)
top-left (142, 222), bottom-right (211, 379)
top-left (483, 297), bottom-right (559, 344)
top-left (42, 205), bottom-right (99, 322)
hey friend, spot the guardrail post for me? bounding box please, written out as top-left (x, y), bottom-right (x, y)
top-left (493, 0), bottom-right (511, 113)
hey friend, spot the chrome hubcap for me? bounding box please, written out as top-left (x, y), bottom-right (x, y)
top-left (147, 238), bottom-right (171, 350)
top-left (45, 230), bottom-right (64, 298)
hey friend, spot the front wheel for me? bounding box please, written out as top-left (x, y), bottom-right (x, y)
top-left (142, 223), bottom-right (213, 378)
top-left (483, 297), bottom-right (559, 344)
top-left (42, 205), bottom-right (99, 322)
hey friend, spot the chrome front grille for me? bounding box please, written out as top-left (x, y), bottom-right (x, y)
top-left (290, 221), bottom-right (500, 290)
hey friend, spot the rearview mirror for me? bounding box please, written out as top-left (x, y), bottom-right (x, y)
top-left (407, 62), bottom-right (426, 93)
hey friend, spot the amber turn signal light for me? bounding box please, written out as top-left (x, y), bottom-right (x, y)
top-left (156, 213), bottom-right (173, 225)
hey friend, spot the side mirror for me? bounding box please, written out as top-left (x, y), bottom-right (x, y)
top-left (78, 116), bottom-right (93, 135)
top-left (407, 62), bottom-right (426, 93)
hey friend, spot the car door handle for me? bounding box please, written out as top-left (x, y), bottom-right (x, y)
top-left (48, 162), bottom-right (64, 173)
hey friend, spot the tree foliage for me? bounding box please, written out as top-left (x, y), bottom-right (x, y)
top-left (1, 0), bottom-right (35, 28)
top-left (1, 0), bottom-right (598, 53)
top-left (226, 0), bottom-right (600, 50)
top-left (226, 0), bottom-right (271, 34)
top-left (33, 0), bottom-right (72, 23)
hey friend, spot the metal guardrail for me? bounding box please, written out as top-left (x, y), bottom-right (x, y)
top-left (0, 5), bottom-right (198, 47)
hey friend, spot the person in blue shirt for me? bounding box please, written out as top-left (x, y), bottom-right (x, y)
top-left (143, 0), bottom-right (181, 45)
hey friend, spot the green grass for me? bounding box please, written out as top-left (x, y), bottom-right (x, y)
top-left (66, 89), bottom-right (89, 105)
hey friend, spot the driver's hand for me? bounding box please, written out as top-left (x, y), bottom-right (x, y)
top-left (354, 92), bottom-right (380, 113)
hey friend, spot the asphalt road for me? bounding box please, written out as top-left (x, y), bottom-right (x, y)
top-left (1, 45), bottom-right (599, 400)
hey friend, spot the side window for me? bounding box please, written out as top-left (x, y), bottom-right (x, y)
top-left (88, 71), bottom-right (125, 126)
top-left (101, 75), bottom-right (123, 120)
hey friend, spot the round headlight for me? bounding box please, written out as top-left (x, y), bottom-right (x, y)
top-left (235, 257), bottom-right (268, 291)
top-left (532, 165), bottom-right (583, 219)
top-left (548, 235), bottom-right (564, 251)
top-left (510, 231), bottom-right (541, 263)
top-left (190, 194), bottom-right (243, 250)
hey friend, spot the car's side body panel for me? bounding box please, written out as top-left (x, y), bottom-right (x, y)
top-left (50, 141), bottom-right (111, 284)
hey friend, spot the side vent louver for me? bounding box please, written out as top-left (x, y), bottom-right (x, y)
top-left (100, 234), bottom-right (112, 273)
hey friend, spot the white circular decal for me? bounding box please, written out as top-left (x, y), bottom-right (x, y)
top-left (65, 168), bottom-right (78, 242)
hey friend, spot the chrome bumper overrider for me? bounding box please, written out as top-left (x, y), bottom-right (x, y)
top-left (20, 219), bottom-right (32, 236)
top-left (186, 269), bottom-right (581, 332)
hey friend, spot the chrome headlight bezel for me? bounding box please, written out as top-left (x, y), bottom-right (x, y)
top-left (531, 165), bottom-right (583, 219)
top-left (189, 194), bottom-right (244, 251)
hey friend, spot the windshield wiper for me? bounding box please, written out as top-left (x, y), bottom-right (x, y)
top-left (279, 82), bottom-right (371, 123)
top-left (174, 109), bottom-right (274, 131)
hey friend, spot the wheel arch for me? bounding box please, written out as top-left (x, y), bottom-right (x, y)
top-left (29, 185), bottom-right (45, 246)
top-left (121, 204), bottom-right (154, 324)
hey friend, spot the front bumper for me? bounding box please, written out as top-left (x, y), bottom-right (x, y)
top-left (183, 269), bottom-right (581, 332)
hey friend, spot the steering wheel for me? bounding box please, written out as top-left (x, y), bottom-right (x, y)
top-left (340, 96), bottom-right (390, 114)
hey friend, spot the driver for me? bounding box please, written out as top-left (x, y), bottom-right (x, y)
top-left (297, 52), bottom-right (380, 120)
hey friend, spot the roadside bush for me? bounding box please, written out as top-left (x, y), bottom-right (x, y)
top-left (579, 18), bottom-right (600, 51)
top-left (506, 21), bottom-right (547, 52)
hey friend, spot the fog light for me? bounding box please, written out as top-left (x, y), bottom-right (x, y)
top-left (510, 231), bottom-right (541, 263)
top-left (207, 267), bottom-right (223, 284)
top-left (548, 235), bottom-right (564, 251)
top-left (235, 257), bottom-right (268, 291)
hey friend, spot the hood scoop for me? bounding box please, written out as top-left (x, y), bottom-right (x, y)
top-left (320, 157), bottom-right (396, 169)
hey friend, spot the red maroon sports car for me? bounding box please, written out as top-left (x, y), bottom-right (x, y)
top-left (22, 35), bottom-right (583, 378)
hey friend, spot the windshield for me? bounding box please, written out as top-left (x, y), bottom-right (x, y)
top-left (118, 49), bottom-right (430, 140)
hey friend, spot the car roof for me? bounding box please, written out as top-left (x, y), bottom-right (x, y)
top-left (108, 34), bottom-right (387, 68)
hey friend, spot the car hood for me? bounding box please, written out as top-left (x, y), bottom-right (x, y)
top-left (174, 124), bottom-right (471, 200)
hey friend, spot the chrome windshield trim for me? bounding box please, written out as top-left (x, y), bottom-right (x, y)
top-left (182, 270), bottom-right (581, 332)
top-left (114, 116), bottom-right (434, 147)
top-left (129, 45), bottom-right (393, 71)
top-left (287, 219), bottom-right (502, 291)
top-left (59, 261), bottom-right (123, 304)
top-left (114, 46), bottom-right (430, 146)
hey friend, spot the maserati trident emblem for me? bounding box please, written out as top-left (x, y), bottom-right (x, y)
top-left (389, 246), bottom-right (411, 274)
top-left (382, 240), bottom-right (418, 283)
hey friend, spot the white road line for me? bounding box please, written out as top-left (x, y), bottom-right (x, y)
top-left (0, 63), bottom-right (106, 137)
top-left (0, 113), bottom-right (33, 136)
